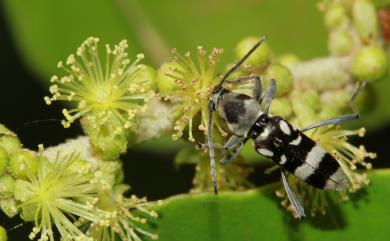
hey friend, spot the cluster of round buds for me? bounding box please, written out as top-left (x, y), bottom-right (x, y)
top-left (157, 46), bottom-right (225, 142)
top-left (233, 37), bottom-right (294, 101)
top-left (0, 124), bottom-right (22, 218)
top-left (319, 0), bottom-right (388, 82)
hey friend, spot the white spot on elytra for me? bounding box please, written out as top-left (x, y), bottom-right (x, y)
top-left (305, 145), bottom-right (326, 169)
top-left (294, 163), bottom-right (315, 180)
top-left (289, 135), bottom-right (302, 145)
top-left (258, 148), bottom-right (274, 157)
top-left (280, 155), bottom-right (287, 165)
top-left (294, 145), bottom-right (327, 180)
top-left (279, 120), bottom-right (291, 135)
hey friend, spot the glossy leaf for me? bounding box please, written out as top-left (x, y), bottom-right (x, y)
top-left (145, 169), bottom-right (390, 241)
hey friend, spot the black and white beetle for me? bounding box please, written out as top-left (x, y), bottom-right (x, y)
top-left (206, 36), bottom-right (365, 218)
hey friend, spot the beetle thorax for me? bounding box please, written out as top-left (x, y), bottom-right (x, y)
top-left (216, 90), bottom-right (262, 137)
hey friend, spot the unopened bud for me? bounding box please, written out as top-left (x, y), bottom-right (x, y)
top-left (265, 64), bottom-right (293, 96)
top-left (134, 65), bottom-right (157, 92)
top-left (328, 29), bottom-right (354, 55)
top-left (324, 2), bottom-right (349, 30)
top-left (352, 46), bottom-right (388, 82)
top-left (235, 36), bottom-right (271, 68)
top-left (157, 61), bottom-right (183, 96)
top-left (0, 225), bottom-right (7, 241)
top-left (352, 0), bottom-right (379, 43)
top-left (0, 148), bottom-right (9, 175)
top-left (9, 149), bottom-right (38, 179)
top-left (269, 98), bottom-right (293, 118)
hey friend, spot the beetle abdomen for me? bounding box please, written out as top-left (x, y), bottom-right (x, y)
top-left (253, 116), bottom-right (348, 191)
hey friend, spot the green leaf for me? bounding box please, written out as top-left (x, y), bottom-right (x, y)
top-left (147, 169), bottom-right (390, 241)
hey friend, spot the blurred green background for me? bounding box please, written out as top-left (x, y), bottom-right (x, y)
top-left (0, 0), bottom-right (390, 240)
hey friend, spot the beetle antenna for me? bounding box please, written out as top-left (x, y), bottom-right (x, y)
top-left (213, 35), bottom-right (267, 92)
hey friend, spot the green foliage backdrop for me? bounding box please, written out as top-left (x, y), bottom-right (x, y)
top-left (2, 0), bottom-right (390, 240)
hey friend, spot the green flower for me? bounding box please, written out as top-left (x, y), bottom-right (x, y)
top-left (14, 147), bottom-right (112, 241)
top-left (88, 194), bottom-right (160, 241)
top-left (45, 37), bottom-right (153, 130)
top-left (161, 47), bottom-right (224, 142)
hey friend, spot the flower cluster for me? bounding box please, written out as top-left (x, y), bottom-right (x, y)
top-left (44, 37), bottom-right (156, 160)
top-left (45, 37), bottom-right (153, 129)
top-left (0, 124), bottom-right (158, 241)
top-left (87, 195), bottom-right (161, 241)
top-left (158, 47), bottom-right (224, 142)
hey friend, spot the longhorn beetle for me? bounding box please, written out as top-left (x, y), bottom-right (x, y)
top-left (206, 36), bottom-right (365, 218)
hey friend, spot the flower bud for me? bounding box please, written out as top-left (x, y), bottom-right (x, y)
top-left (319, 105), bottom-right (343, 120)
top-left (0, 148), bottom-right (8, 176)
top-left (352, 0), bottom-right (379, 43)
top-left (324, 2), bottom-right (349, 30)
top-left (115, 168), bottom-right (125, 184)
top-left (321, 89), bottom-right (350, 110)
top-left (352, 46), bottom-right (388, 82)
top-left (265, 64), bottom-right (293, 96)
top-left (278, 54), bottom-right (300, 69)
top-left (291, 90), bottom-right (320, 127)
top-left (66, 157), bottom-right (92, 175)
top-left (134, 64), bottom-right (157, 92)
top-left (0, 225), bottom-right (7, 241)
top-left (20, 203), bottom-right (36, 222)
top-left (0, 132), bottom-right (22, 155)
top-left (0, 198), bottom-right (18, 217)
top-left (9, 149), bottom-right (38, 179)
top-left (0, 175), bottom-right (15, 198)
top-left (98, 160), bottom-right (121, 189)
top-left (235, 36), bottom-right (271, 68)
top-left (14, 179), bottom-right (37, 221)
top-left (157, 61), bottom-right (182, 96)
top-left (269, 98), bottom-right (293, 118)
top-left (328, 29), bottom-right (354, 55)
top-left (81, 114), bottom-right (128, 161)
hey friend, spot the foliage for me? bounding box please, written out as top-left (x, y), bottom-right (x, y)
top-left (0, 0), bottom-right (389, 240)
